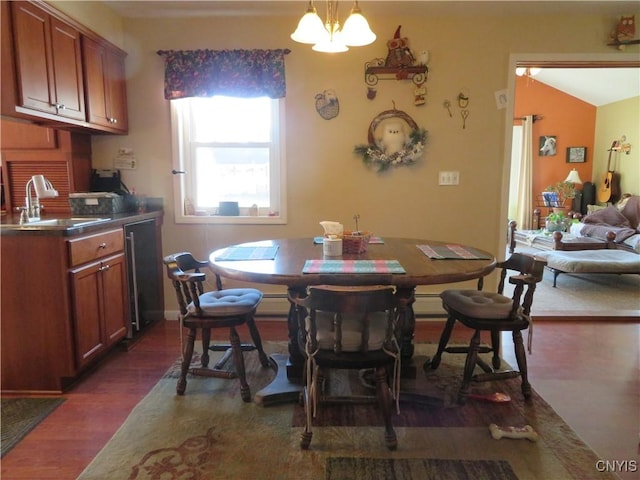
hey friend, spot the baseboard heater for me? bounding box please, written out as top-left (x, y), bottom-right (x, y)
top-left (165, 292), bottom-right (447, 321)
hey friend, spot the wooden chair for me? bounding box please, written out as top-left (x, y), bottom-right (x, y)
top-left (289, 286), bottom-right (400, 450)
top-left (428, 253), bottom-right (545, 404)
top-left (164, 252), bottom-right (270, 402)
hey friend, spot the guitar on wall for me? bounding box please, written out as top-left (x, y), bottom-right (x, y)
top-left (597, 140), bottom-right (621, 204)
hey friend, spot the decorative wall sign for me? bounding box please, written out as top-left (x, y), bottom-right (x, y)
top-left (363, 26), bottom-right (428, 104)
top-left (354, 108), bottom-right (427, 172)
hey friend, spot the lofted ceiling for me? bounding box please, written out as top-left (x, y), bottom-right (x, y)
top-left (102, 1), bottom-right (640, 106)
top-left (532, 68), bottom-right (639, 106)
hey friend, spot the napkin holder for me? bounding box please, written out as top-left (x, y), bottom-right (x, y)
top-left (342, 231), bottom-right (371, 254)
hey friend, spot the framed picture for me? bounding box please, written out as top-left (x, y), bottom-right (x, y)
top-left (566, 146), bottom-right (587, 163)
top-left (539, 135), bottom-right (557, 156)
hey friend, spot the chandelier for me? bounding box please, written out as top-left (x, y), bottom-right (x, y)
top-left (291, 1), bottom-right (376, 53)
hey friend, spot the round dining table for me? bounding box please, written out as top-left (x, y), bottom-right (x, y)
top-left (209, 237), bottom-right (496, 405)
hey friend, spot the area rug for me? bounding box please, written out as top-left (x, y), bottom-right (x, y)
top-left (77, 343), bottom-right (616, 480)
top-left (326, 457), bottom-right (519, 480)
top-left (1, 397), bottom-right (65, 458)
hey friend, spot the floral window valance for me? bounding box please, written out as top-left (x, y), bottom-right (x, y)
top-left (156, 49), bottom-right (291, 100)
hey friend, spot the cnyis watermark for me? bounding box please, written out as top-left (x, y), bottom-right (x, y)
top-left (595, 460), bottom-right (638, 473)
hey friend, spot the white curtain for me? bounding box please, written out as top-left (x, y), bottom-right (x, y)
top-left (514, 115), bottom-right (534, 230)
top-left (508, 126), bottom-right (522, 220)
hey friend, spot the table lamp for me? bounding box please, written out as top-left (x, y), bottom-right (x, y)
top-left (565, 169), bottom-right (583, 214)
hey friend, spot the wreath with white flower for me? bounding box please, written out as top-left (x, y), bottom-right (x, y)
top-left (354, 109), bottom-right (427, 173)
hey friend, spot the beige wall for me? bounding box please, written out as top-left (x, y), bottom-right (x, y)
top-left (47, 2), bottom-right (640, 310)
top-left (49, 0), bottom-right (125, 49)
top-left (594, 96), bottom-right (640, 196)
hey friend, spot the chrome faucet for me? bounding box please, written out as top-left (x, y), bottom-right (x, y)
top-left (21, 175), bottom-right (58, 223)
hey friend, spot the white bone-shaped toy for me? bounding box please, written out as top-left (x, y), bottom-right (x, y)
top-left (489, 423), bottom-right (538, 442)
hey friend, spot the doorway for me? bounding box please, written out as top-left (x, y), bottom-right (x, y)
top-left (501, 54), bottom-right (640, 316)
top-left (502, 54), bottom-right (640, 233)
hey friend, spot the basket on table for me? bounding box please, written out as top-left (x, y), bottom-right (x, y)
top-left (341, 231), bottom-right (371, 254)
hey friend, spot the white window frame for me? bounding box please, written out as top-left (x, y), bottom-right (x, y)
top-left (170, 97), bottom-right (287, 225)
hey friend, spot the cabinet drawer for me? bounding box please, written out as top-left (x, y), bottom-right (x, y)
top-left (68, 229), bottom-right (123, 267)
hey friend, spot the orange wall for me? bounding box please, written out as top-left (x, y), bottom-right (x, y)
top-left (514, 76), bottom-right (596, 207)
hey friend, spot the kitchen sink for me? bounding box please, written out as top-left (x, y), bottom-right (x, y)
top-left (21, 217), bottom-right (111, 227)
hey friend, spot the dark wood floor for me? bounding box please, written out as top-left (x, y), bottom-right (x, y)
top-left (2, 318), bottom-right (638, 480)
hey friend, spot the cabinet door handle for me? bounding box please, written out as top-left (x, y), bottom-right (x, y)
top-left (98, 243), bottom-right (107, 249)
top-left (99, 264), bottom-right (110, 272)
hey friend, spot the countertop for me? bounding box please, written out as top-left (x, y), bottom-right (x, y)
top-left (0, 208), bottom-right (163, 237)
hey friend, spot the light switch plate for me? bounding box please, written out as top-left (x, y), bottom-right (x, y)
top-left (439, 171), bottom-right (460, 185)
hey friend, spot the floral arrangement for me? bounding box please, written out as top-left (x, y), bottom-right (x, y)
top-left (355, 127), bottom-right (427, 173)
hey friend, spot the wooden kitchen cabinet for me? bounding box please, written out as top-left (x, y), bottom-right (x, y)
top-left (10, 1), bottom-right (85, 122)
top-left (82, 36), bottom-right (128, 133)
top-left (1, 226), bottom-right (129, 392)
top-left (1, 1), bottom-right (129, 134)
top-left (0, 234), bottom-right (74, 392)
top-left (70, 252), bottom-right (128, 369)
top-left (68, 229), bottom-right (128, 368)
top-left (1, 212), bottom-right (164, 392)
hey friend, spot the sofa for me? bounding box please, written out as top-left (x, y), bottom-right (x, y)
top-left (519, 194), bottom-right (640, 254)
top-left (510, 194), bottom-right (640, 286)
top-left (565, 194), bottom-right (640, 253)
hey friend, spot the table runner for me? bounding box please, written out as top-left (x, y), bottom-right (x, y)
top-left (214, 246), bottom-right (279, 261)
top-left (417, 244), bottom-right (492, 260)
top-left (302, 259), bottom-right (405, 274)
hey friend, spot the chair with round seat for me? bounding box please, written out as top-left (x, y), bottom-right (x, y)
top-left (164, 252), bottom-right (270, 402)
top-left (428, 253), bottom-right (545, 404)
top-left (288, 285), bottom-right (401, 450)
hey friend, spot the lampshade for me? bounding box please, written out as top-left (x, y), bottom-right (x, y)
top-left (565, 169), bottom-right (583, 184)
top-left (291, 1), bottom-right (375, 52)
top-left (341, 3), bottom-right (376, 46)
top-left (312, 27), bottom-right (349, 52)
top-left (290, 2), bottom-right (327, 44)
top-left (312, 33), bottom-right (349, 53)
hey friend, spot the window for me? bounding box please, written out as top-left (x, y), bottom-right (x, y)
top-left (171, 96), bottom-right (286, 224)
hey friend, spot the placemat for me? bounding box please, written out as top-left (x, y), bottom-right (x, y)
top-left (302, 259), bottom-right (405, 274)
top-left (214, 246), bottom-right (279, 261)
top-left (417, 244), bottom-right (492, 260)
top-left (313, 236), bottom-right (384, 244)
